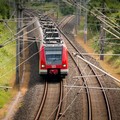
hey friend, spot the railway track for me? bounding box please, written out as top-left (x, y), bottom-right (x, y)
top-left (13, 9), bottom-right (120, 120)
top-left (24, 11), bottom-right (112, 120)
top-left (19, 11), bottom-right (65, 120)
top-left (34, 79), bottom-right (63, 120)
top-left (58, 16), bottom-right (112, 120)
top-left (34, 80), bottom-right (48, 120)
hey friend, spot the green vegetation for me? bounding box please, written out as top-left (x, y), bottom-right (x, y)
top-left (0, 0), bottom-right (11, 19)
top-left (0, 90), bottom-right (11, 109)
top-left (29, 0), bottom-right (119, 72)
top-left (28, 0), bottom-right (75, 19)
top-left (59, 2), bottom-right (75, 15)
top-left (27, 1), bottom-right (58, 18)
top-left (0, 21), bottom-right (16, 109)
top-left (0, 0), bottom-right (16, 110)
top-left (78, 0), bottom-right (120, 73)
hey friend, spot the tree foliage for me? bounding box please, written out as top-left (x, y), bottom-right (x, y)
top-left (0, 0), bottom-right (10, 19)
top-left (88, 0), bottom-right (120, 54)
top-left (59, 2), bottom-right (75, 15)
top-left (45, 0), bottom-right (52, 2)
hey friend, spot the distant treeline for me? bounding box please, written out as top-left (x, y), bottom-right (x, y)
top-left (0, 0), bottom-right (11, 19)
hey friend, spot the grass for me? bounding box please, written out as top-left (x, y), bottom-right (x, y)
top-left (27, 2), bottom-right (57, 11)
top-left (77, 16), bottom-right (120, 76)
top-left (26, 1), bottom-right (63, 20)
top-left (0, 21), bottom-right (16, 109)
top-left (0, 90), bottom-right (11, 109)
top-left (105, 55), bottom-right (120, 74)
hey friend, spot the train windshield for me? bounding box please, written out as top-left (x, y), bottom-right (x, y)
top-left (45, 47), bottom-right (62, 65)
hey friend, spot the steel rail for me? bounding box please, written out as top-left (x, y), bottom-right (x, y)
top-left (58, 16), bottom-right (112, 120)
top-left (40, 16), bottom-right (64, 120)
top-left (32, 11), bottom-right (95, 120)
top-left (34, 81), bottom-right (48, 120)
top-left (88, 59), bottom-right (112, 120)
top-left (58, 16), bottom-right (92, 120)
top-left (55, 80), bottom-right (63, 120)
top-left (69, 51), bottom-right (92, 120)
top-left (23, 9), bottom-right (112, 120)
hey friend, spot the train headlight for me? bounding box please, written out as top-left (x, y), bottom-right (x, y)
top-left (63, 64), bottom-right (66, 67)
top-left (41, 64), bottom-right (45, 68)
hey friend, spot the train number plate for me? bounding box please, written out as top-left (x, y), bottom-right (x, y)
top-left (52, 65), bottom-right (56, 68)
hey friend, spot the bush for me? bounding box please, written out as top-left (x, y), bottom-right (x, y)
top-left (60, 2), bottom-right (75, 15)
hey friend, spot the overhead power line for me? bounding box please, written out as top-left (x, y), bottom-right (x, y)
top-left (63, 0), bottom-right (120, 39)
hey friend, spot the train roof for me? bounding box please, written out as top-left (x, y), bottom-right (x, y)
top-left (43, 43), bottom-right (64, 47)
top-left (44, 28), bottom-right (58, 32)
top-left (39, 17), bottom-right (52, 22)
top-left (44, 31), bottom-right (60, 38)
top-left (40, 21), bottom-right (53, 24)
top-left (43, 37), bottom-right (63, 44)
top-left (39, 15), bottom-right (66, 48)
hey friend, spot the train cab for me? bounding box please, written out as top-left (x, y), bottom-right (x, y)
top-left (39, 42), bottom-right (68, 77)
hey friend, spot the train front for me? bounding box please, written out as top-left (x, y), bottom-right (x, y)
top-left (39, 44), bottom-right (68, 77)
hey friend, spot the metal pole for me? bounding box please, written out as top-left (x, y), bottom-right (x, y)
top-left (78, 0), bottom-right (81, 26)
top-left (100, 1), bottom-right (105, 60)
top-left (84, 0), bottom-right (87, 43)
top-left (75, 0), bottom-right (78, 35)
top-left (57, 0), bottom-right (59, 21)
top-left (20, 0), bottom-right (23, 58)
top-left (15, 0), bottom-right (23, 89)
top-left (16, 0), bottom-right (20, 88)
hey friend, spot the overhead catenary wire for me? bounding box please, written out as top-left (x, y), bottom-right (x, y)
top-left (0, 18), bottom-right (37, 47)
top-left (0, 19), bottom-right (58, 69)
top-left (73, 0), bottom-right (120, 29)
top-left (0, 18), bottom-right (35, 41)
top-left (64, 85), bottom-right (120, 90)
top-left (79, 53), bottom-right (120, 56)
top-left (64, 0), bottom-right (120, 39)
top-left (0, 10), bottom-right (18, 41)
top-left (91, 4), bottom-right (120, 29)
top-left (0, 47), bottom-right (39, 80)
top-left (0, 21), bottom-right (43, 68)
top-left (104, 41), bottom-right (120, 46)
top-left (0, 41), bottom-right (35, 69)
top-left (73, 52), bottom-right (120, 83)
top-left (87, 1), bottom-right (120, 32)
top-left (100, 17), bottom-right (120, 36)
top-left (1, 21), bottom-right (41, 47)
top-left (88, 23), bottom-right (120, 42)
top-left (87, 16), bottom-right (120, 48)
top-left (47, 68), bottom-right (88, 120)
top-left (47, 56), bottom-right (100, 120)
top-left (0, 85), bottom-right (12, 89)
top-left (57, 53), bottom-right (114, 120)
top-left (3, 20), bottom-right (15, 35)
top-left (1, 17), bottom-right (58, 66)
top-left (8, 10), bottom-right (16, 21)
top-left (0, 17), bottom-right (41, 68)
top-left (0, 17), bottom-right (35, 22)
top-left (93, 7), bottom-right (120, 11)
top-left (103, 27), bottom-right (120, 39)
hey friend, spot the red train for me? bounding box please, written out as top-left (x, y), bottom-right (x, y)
top-left (35, 16), bottom-right (68, 77)
top-left (39, 39), bottom-right (68, 77)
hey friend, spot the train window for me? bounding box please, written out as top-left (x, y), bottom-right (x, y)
top-left (45, 32), bottom-right (59, 37)
top-left (45, 47), bottom-right (62, 65)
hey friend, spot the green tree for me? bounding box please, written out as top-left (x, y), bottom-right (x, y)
top-left (45, 0), bottom-right (52, 2)
top-left (60, 2), bottom-right (75, 15)
top-left (0, 0), bottom-right (10, 19)
top-left (88, 0), bottom-right (120, 54)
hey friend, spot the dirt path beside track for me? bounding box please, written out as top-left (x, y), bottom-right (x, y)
top-left (75, 35), bottom-right (120, 82)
